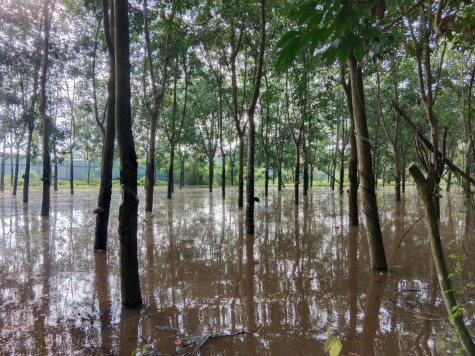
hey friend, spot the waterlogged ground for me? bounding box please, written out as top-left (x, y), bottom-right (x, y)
top-left (0, 186), bottom-right (474, 355)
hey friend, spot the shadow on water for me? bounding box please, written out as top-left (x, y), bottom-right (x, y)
top-left (0, 186), bottom-right (473, 355)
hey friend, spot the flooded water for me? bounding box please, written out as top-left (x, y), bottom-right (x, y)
top-left (0, 186), bottom-right (473, 355)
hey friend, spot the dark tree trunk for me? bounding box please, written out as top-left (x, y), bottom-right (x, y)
top-left (245, 0), bottom-right (265, 234)
top-left (40, 0), bottom-right (53, 217)
top-left (310, 165), bottom-right (314, 188)
top-left (303, 157), bottom-right (309, 196)
top-left (0, 149), bottom-right (4, 191)
top-left (12, 144), bottom-right (20, 195)
top-left (209, 157), bottom-right (214, 193)
top-left (347, 53), bottom-right (387, 271)
top-left (238, 137), bottom-right (244, 208)
top-left (54, 162), bottom-right (58, 192)
top-left (230, 163), bottom-right (234, 186)
top-left (10, 146), bottom-right (13, 186)
top-left (277, 160), bottom-right (282, 192)
top-left (264, 155), bottom-right (269, 197)
top-left (339, 151), bottom-right (344, 194)
top-left (167, 145), bottom-right (174, 199)
top-left (95, 0), bottom-right (116, 251)
top-left (221, 156), bottom-right (225, 198)
top-left (294, 148), bottom-right (300, 205)
top-left (23, 124), bottom-right (34, 202)
top-left (114, 0), bottom-right (142, 308)
top-left (70, 149), bottom-right (74, 195)
top-left (401, 151), bottom-right (406, 193)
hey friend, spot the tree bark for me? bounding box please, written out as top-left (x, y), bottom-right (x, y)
top-left (115, 0), bottom-right (142, 308)
top-left (70, 148), bottom-right (74, 195)
top-left (95, 0), bottom-right (116, 251)
top-left (246, 0), bottom-right (265, 234)
top-left (167, 145), bottom-right (174, 199)
top-left (410, 165), bottom-right (475, 354)
top-left (12, 143), bottom-right (20, 195)
top-left (340, 65), bottom-right (358, 226)
top-left (23, 124), bottom-right (34, 202)
top-left (347, 53), bottom-right (387, 271)
top-left (209, 157), bottom-right (214, 193)
top-left (40, 0), bottom-right (53, 217)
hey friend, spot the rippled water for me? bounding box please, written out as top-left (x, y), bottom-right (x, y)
top-left (0, 186), bottom-right (473, 355)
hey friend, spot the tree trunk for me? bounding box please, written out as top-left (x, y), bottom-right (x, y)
top-left (1, 143), bottom-right (5, 191)
top-left (12, 143), bottom-right (20, 195)
top-left (10, 146), bottom-right (13, 186)
top-left (95, 0), bottom-right (116, 251)
top-left (347, 53), bottom-right (387, 271)
top-left (410, 165), bottom-right (475, 354)
top-left (339, 149), bottom-right (344, 194)
top-left (264, 155), bottom-right (269, 197)
top-left (70, 148), bottom-right (74, 195)
top-left (167, 145), bottom-right (174, 199)
top-left (294, 148), bottom-right (300, 205)
top-left (115, 0), bottom-right (142, 308)
top-left (54, 162), bottom-right (58, 192)
top-left (209, 156), bottom-right (214, 193)
top-left (303, 156), bottom-right (309, 196)
top-left (230, 163), bottom-right (234, 186)
top-left (463, 145), bottom-right (471, 197)
top-left (23, 124), bottom-right (34, 202)
top-left (221, 156), bottom-right (225, 198)
top-left (87, 160), bottom-right (91, 185)
top-left (344, 72), bottom-right (359, 226)
top-left (278, 160), bottom-right (282, 192)
top-left (446, 168), bottom-right (452, 192)
top-left (238, 137), bottom-right (244, 208)
top-left (310, 165), bottom-right (314, 188)
top-left (245, 0), bottom-right (265, 234)
top-left (40, 0), bottom-right (53, 217)
top-left (401, 151), bottom-right (406, 194)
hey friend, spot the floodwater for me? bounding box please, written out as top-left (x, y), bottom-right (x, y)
top-left (0, 186), bottom-right (473, 355)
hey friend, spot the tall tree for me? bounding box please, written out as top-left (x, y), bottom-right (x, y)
top-left (114, 0), bottom-right (142, 308)
top-left (94, 0), bottom-right (116, 251)
top-left (143, 0), bottom-right (175, 211)
top-left (246, 0), bottom-right (266, 234)
top-left (39, 0), bottom-right (54, 217)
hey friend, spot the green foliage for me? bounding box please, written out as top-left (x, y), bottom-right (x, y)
top-left (324, 329), bottom-right (342, 356)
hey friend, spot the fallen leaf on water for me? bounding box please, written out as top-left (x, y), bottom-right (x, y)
top-left (308, 277), bottom-right (314, 280)
top-left (175, 339), bottom-right (183, 346)
top-left (335, 226), bottom-right (340, 229)
top-left (348, 352), bottom-right (360, 356)
top-left (406, 300), bottom-right (417, 306)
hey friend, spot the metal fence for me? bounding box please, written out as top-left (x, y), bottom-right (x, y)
top-left (0, 158), bottom-right (168, 182)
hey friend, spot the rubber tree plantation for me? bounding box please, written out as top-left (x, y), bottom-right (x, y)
top-left (0, 0), bottom-right (474, 354)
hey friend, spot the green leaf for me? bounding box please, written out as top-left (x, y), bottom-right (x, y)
top-left (296, 1), bottom-right (319, 26)
top-left (324, 336), bottom-right (336, 353)
top-left (329, 340), bottom-right (342, 356)
top-left (277, 31), bottom-right (301, 49)
top-left (353, 37), bottom-right (365, 63)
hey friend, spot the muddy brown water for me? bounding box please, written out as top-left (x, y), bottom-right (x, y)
top-left (0, 186), bottom-right (473, 355)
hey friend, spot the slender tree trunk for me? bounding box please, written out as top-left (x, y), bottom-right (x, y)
top-left (70, 148), bottom-right (74, 195)
top-left (410, 165), bottom-right (475, 354)
top-left (347, 53), bottom-right (387, 271)
top-left (264, 155), bottom-right (269, 197)
top-left (303, 156), bottom-right (309, 196)
top-left (23, 124), bottom-right (34, 202)
top-left (310, 165), bottom-right (314, 188)
top-left (209, 157), bottom-right (214, 193)
top-left (115, 0), bottom-right (142, 308)
top-left (401, 151), bottom-right (406, 193)
top-left (238, 137), bottom-right (244, 208)
top-left (463, 145), bottom-right (471, 197)
top-left (339, 149), bottom-right (344, 194)
top-left (87, 160), bottom-right (91, 185)
top-left (10, 146), bottom-right (13, 186)
top-left (295, 148), bottom-right (300, 205)
top-left (246, 0), bottom-right (265, 234)
top-left (167, 145), bottom-right (174, 199)
top-left (94, 0), bottom-right (116, 251)
top-left (341, 66), bottom-right (359, 226)
top-left (54, 161), bottom-right (58, 191)
top-left (278, 160), bottom-right (282, 192)
top-left (12, 143), bottom-right (20, 195)
top-left (40, 0), bottom-right (53, 217)
top-left (221, 156), bottom-right (225, 198)
top-left (0, 146), bottom-right (5, 191)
